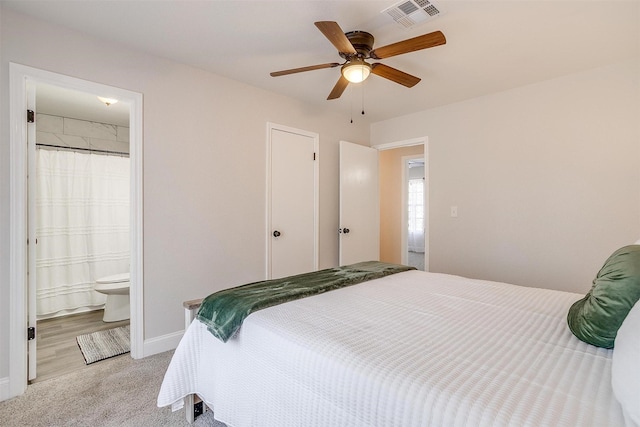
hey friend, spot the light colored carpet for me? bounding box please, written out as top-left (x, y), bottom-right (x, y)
top-left (0, 350), bottom-right (226, 427)
top-left (77, 325), bottom-right (130, 365)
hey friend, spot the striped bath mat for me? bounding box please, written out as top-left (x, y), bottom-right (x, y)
top-left (76, 325), bottom-right (130, 365)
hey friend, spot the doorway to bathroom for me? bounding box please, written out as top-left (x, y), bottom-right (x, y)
top-left (8, 63), bottom-right (144, 395)
top-left (31, 82), bottom-right (132, 382)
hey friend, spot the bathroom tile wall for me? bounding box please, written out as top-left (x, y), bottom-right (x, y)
top-left (36, 113), bottom-right (130, 154)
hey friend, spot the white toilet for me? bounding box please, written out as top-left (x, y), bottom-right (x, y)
top-left (94, 273), bottom-right (130, 322)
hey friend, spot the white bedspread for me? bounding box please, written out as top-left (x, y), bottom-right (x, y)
top-left (157, 270), bottom-right (626, 426)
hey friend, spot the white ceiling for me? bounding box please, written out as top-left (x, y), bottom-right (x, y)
top-left (35, 83), bottom-right (131, 127)
top-left (5, 0), bottom-right (639, 125)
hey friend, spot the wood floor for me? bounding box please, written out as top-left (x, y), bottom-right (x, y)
top-left (32, 309), bottom-right (130, 383)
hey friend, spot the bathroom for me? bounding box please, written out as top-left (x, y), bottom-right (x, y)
top-left (32, 83), bottom-right (131, 382)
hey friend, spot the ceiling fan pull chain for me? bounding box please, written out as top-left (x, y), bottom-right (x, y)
top-left (350, 85), bottom-right (354, 123)
top-left (361, 80), bottom-right (365, 116)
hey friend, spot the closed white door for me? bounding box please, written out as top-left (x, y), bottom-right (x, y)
top-left (269, 125), bottom-right (318, 279)
top-left (339, 141), bottom-right (379, 265)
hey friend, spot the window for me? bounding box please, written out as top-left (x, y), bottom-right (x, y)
top-left (408, 178), bottom-right (424, 234)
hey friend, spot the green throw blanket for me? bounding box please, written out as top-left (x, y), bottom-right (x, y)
top-left (196, 261), bottom-right (416, 342)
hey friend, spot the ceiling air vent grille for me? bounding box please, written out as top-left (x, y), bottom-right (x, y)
top-left (382, 0), bottom-right (444, 28)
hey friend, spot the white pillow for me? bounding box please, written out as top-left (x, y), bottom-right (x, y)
top-left (612, 299), bottom-right (640, 425)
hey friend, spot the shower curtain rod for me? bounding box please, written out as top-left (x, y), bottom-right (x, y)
top-left (36, 143), bottom-right (129, 156)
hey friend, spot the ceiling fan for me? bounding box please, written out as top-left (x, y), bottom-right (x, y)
top-left (270, 21), bottom-right (446, 100)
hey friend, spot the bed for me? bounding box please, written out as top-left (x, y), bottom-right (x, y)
top-left (157, 256), bottom-right (640, 427)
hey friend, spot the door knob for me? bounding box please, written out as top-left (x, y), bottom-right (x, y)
top-left (342, 228), bottom-right (350, 234)
top-left (273, 230), bottom-right (281, 237)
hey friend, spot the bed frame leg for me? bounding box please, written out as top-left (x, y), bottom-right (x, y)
top-left (183, 298), bottom-right (203, 424)
top-left (186, 394), bottom-right (195, 424)
top-left (185, 394), bottom-right (205, 423)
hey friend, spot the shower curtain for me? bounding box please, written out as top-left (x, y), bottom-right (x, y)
top-left (35, 149), bottom-right (130, 317)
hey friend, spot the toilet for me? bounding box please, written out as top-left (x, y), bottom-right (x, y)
top-left (94, 273), bottom-right (130, 322)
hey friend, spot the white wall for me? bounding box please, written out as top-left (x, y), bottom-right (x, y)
top-left (0, 8), bottom-right (368, 387)
top-left (372, 60), bottom-right (640, 294)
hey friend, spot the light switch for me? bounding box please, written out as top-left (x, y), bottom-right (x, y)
top-left (450, 206), bottom-right (458, 218)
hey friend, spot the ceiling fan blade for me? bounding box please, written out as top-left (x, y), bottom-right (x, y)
top-left (270, 62), bottom-right (341, 77)
top-left (370, 31), bottom-right (446, 59)
top-left (315, 21), bottom-right (357, 54)
top-left (371, 63), bottom-right (421, 88)
top-left (327, 76), bottom-right (349, 100)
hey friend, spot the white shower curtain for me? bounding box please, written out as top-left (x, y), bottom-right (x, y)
top-left (35, 149), bottom-right (130, 317)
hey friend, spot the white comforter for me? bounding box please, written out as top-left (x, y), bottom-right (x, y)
top-left (157, 270), bottom-right (626, 426)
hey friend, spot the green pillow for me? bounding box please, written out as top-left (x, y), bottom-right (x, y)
top-left (567, 245), bottom-right (640, 348)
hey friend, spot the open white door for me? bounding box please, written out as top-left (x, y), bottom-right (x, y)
top-left (339, 141), bottom-right (379, 265)
top-left (27, 81), bottom-right (37, 381)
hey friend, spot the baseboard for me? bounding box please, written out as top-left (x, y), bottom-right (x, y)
top-left (142, 330), bottom-right (184, 358)
top-left (0, 376), bottom-right (10, 402)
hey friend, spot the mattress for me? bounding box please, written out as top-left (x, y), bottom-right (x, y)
top-left (157, 270), bottom-right (626, 426)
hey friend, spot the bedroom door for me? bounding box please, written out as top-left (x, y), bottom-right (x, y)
top-left (268, 124), bottom-right (319, 279)
top-left (339, 141), bottom-right (379, 265)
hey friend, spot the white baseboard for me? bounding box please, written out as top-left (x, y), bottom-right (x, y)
top-left (0, 376), bottom-right (10, 402)
top-left (142, 330), bottom-right (184, 358)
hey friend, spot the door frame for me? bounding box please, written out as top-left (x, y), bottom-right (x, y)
top-left (265, 122), bottom-right (319, 279)
top-left (8, 63), bottom-right (144, 398)
top-left (373, 137), bottom-right (429, 271)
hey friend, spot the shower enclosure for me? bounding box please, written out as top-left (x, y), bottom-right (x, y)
top-left (35, 148), bottom-right (130, 318)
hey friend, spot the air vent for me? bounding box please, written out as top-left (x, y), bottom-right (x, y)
top-left (382, 0), bottom-right (444, 28)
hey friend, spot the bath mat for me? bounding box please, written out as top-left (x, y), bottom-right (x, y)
top-left (76, 325), bottom-right (130, 365)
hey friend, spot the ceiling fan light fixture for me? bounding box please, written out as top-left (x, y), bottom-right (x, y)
top-left (270, 21), bottom-right (445, 100)
top-left (97, 96), bottom-right (118, 107)
top-left (341, 60), bottom-right (372, 83)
